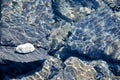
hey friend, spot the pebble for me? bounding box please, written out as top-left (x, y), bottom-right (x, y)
top-left (16, 43), bottom-right (35, 53)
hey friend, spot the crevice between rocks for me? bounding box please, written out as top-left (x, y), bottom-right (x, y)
top-left (47, 42), bottom-right (120, 77)
top-left (0, 60), bottom-right (45, 80)
top-left (51, 0), bottom-right (74, 23)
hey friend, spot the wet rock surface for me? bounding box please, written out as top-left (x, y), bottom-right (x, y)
top-left (0, 0), bottom-right (120, 80)
top-left (63, 57), bottom-right (97, 80)
top-left (68, 7), bottom-right (120, 62)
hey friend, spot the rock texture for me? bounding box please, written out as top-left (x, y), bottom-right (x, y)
top-left (63, 57), bottom-right (97, 80)
top-left (16, 57), bottom-right (97, 80)
top-left (68, 7), bottom-right (120, 61)
top-left (88, 60), bottom-right (114, 80)
top-left (16, 56), bottom-right (63, 80)
top-left (0, 0), bottom-right (52, 65)
top-left (0, 0), bottom-right (120, 80)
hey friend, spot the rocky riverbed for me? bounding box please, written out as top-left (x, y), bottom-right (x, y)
top-left (0, 0), bottom-right (120, 80)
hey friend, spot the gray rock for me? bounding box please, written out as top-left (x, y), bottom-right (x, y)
top-left (16, 57), bottom-right (97, 80)
top-left (68, 7), bottom-right (120, 62)
top-left (52, 0), bottom-right (106, 22)
top-left (0, 0), bottom-right (52, 64)
top-left (0, 46), bottom-right (47, 63)
top-left (17, 56), bottom-right (63, 80)
top-left (0, 0), bottom-right (53, 79)
top-left (1, 0), bottom-right (120, 80)
top-left (88, 60), bottom-right (114, 80)
top-left (1, 0), bottom-right (53, 47)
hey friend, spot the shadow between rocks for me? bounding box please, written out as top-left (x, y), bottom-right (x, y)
top-left (51, 0), bottom-right (73, 23)
top-left (50, 46), bottom-right (120, 63)
top-left (48, 45), bottom-right (120, 76)
top-left (58, 47), bottom-right (106, 62)
top-left (0, 59), bottom-right (44, 80)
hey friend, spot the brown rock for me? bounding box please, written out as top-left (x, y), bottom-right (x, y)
top-left (64, 57), bottom-right (97, 80)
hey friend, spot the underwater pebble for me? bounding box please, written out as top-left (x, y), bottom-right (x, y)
top-left (16, 43), bottom-right (35, 53)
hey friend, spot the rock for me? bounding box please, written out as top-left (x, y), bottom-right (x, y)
top-left (0, 0), bottom-right (53, 79)
top-left (115, 12), bottom-right (120, 20)
top-left (52, 0), bottom-right (105, 22)
top-left (15, 57), bottom-right (97, 80)
top-left (68, 7), bottom-right (120, 62)
top-left (0, 46), bottom-right (48, 62)
top-left (79, 7), bottom-right (92, 14)
top-left (109, 64), bottom-right (120, 76)
top-left (1, 0), bottom-right (53, 47)
top-left (16, 43), bottom-right (35, 53)
top-left (48, 21), bottom-right (72, 55)
top-left (1, 0), bottom-right (120, 80)
top-left (88, 60), bottom-right (114, 80)
top-left (103, 0), bottom-right (120, 12)
top-left (105, 39), bottom-right (120, 61)
top-left (39, 56), bottom-right (62, 80)
top-left (17, 56), bottom-right (63, 80)
top-left (63, 57), bottom-right (97, 80)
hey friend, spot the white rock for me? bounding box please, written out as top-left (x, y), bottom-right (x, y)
top-left (16, 43), bottom-right (35, 53)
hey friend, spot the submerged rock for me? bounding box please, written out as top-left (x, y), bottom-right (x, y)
top-left (1, 0), bottom-right (120, 80)
top-left (17, 57), bottom-right (97, 80)
top-left (103, 0), bottom-right (120, 12)
top-left (52, 0), bottom-right (105, 22)
top-left (16, 43), bottom-right (35, 53)
top-left (18, 56), bottom-right (63, 80)
top-left (68, 7), bottom-right (120, 62)
top-left (1, 0), bottom-right (53, 47)
top-left (88, 60), bottom-right (114, 80)
top-left (63, 57), bottom-right (97, 80)
top-left (0, 0), bottom-right (52, 67)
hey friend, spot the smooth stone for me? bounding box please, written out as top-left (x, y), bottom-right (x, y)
top-left (16, 43), bottom-right (35, 53)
